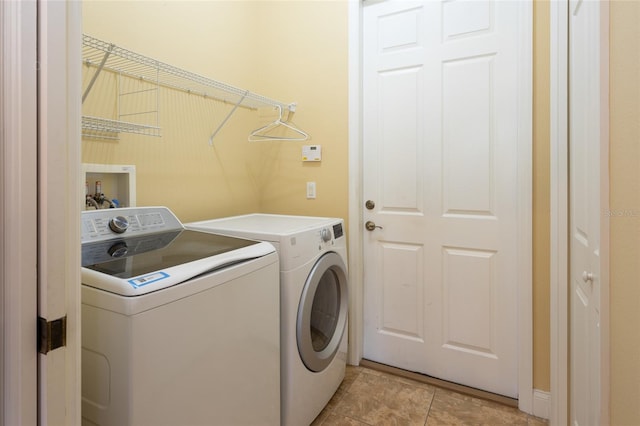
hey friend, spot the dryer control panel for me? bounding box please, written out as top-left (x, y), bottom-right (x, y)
top-left (317, 223), bottom-right (344, 251)
top-left (320, 228), bottom-right (331, 242)
top-left (332, 223), bottom-right (344, 239)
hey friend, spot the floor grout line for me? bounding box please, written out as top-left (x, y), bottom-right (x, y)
top-left (424, 387), bottom-right (436, 426)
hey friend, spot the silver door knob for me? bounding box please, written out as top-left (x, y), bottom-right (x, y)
top-left (365, 200), bottom-right (375, 210)
top-left (365, 221), bottom-right (383, 231)
top-left (582, 271), bottom-right (594, 282)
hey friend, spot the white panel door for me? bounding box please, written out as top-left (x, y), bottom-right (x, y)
top-left (363, 0), bottom-right (526, 398)
top-left (569, 0), bottom-right (602, 423)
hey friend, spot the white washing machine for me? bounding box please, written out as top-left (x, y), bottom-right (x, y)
top-left (81, 207), bottom-right (280, 426)
top-left (187, 214), bottom-right (349, 426)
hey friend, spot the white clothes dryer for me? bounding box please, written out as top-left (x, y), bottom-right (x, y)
top-left (187, 214), bottom-right (349, 426)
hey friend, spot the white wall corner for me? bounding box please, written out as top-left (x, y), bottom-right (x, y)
top-left (533, 389), bottom-right (551, 420)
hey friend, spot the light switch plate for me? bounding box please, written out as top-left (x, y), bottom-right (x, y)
top-left (306, 182), bottom-right (316, 199)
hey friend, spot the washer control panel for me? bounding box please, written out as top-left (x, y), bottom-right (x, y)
top-left (81, 206), bottom-right (183, 243)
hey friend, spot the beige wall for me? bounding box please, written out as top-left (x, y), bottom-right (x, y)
top-left (250, 0), bottom-right (349, 222)
top-left (82, 0), bottom-right (349, 223)
top-left (82, 1), bottom-right (262, 222)
top-left (610, 2), bottom-right (640, 424)
top-left (533, 0), bottom-right (550, 392)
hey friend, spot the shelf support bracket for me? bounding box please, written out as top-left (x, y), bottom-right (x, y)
top-left (208, 90), bottom-right (249, 146)
top-left (82, 43), bottom-right (114, 104)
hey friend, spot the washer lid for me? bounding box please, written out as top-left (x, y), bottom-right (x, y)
top-left (81, 230), bottom-right (274, 296)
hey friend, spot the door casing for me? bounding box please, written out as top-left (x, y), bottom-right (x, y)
top-left (549, 0), bottom-right (610, 424)
top-left (37, 1), bottom-right (82, 425)
top-left (1, 2), bottom-right (82, 425)
top-left (1, 1), bottom-right (39, 424)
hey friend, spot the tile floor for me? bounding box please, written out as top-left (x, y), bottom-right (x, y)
top-left (311, 365), bottom-right (549, 426)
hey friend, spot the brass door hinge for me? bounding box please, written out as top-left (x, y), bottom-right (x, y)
top-left (38, 316), bottom-right (67, 354)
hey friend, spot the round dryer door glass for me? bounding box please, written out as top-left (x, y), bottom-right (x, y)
top-left (297, 252), bottom-right (348, 373)
top-left (310, 270), bottom-right (340, 352)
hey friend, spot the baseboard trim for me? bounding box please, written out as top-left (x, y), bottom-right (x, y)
top-left (533, 389), bottom-right (551, 420)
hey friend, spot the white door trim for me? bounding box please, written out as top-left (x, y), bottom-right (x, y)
top-left (1, 2), bottom-right (82, 424)
top-left (348, 0), bottom-right (533, 412)
top-left (598, 3), bottom-right (611, 422)
top-left (549, 1), bottom-right (569, 423)
top-left (347, 0), bottom-right (363, 366)
top-left (37, 1), bottom-right (83, 424)
top-left (550, 1), bottom-right (610, 424)
top-left (1, 1), bottom-right (39, 424)
top-left (516, 0), bottom-right (534, 413)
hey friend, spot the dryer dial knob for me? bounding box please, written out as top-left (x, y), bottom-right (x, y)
top-left (109, 215), bottom-right (129, 234)
top-left (320, 228), bottom-right (332, 242)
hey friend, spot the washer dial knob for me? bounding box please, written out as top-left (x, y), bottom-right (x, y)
top-left (320, 228), bottom-right (332, 242)
top-left (109, 215), bottom-right (129, 234)
top-left (108, 242), bottom-right (128, 258)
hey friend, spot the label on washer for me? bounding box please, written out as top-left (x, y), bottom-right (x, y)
top-left (128, 271), bottom-right (170, 288)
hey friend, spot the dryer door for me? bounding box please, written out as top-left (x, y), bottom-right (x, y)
top-left (296, 252), bottom-right (348, 372)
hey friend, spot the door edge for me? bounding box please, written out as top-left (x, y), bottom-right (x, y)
top-left (550, 0), bottom-right (569, 424)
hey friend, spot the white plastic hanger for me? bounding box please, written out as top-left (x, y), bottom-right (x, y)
top-left (248, 105), bottom-right (310, 142)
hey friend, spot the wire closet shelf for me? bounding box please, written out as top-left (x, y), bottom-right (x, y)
top-left (81, 34), bottom-right (297, 141)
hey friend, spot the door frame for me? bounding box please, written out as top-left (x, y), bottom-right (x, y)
top-left (549, 1), bottom-right (610, 424)
top-left (1, 1), bottom-right (39, 424)
top-left (347, 0), bottom-right (534, 414)
top-left (1, 1), bottom-right (82, 425)
top-left (37, 1), bottom-right (83, 425)
top-left (549, 1), bottom-right (569, 422)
